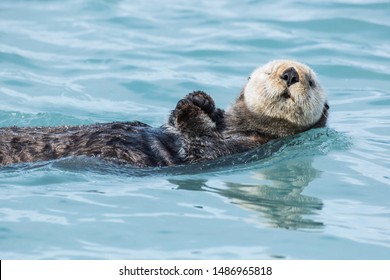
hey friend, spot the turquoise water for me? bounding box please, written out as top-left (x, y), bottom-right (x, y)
top-left (0, 0), bottom-right (389, 259)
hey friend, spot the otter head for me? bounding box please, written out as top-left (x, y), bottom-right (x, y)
top-left (244, 60), bottom-right (328, 130)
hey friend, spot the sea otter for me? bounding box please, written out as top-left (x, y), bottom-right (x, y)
top-left (0, 60), bottom-right (329, 167)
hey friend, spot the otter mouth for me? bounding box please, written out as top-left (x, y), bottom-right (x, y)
top-left (281, 89), bottom-right (294, 101)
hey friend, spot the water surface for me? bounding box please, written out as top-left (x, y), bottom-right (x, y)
top-left (0, 0), bottom-right (389, 259)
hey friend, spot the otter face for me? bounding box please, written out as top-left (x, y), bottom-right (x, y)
top-left (244, 60), bottom-right (327, 128)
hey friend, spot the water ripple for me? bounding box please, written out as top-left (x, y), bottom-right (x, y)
top-left (1, 0), bottom-right (389, 260)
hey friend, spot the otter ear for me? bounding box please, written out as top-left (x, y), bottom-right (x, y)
top-left (325, 103), bottom-right (329, 110)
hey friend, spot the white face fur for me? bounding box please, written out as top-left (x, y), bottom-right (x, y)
top-left (244, 60), bottom-right (326, 127)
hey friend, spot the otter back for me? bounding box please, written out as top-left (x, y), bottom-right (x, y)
top-left (0, 121), bottom-right (182, 167)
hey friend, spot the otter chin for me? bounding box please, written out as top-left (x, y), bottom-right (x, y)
top-left (0, 60), bottom-right (329, 167)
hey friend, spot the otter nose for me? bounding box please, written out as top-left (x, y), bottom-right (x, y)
top-left (281, 67), bottom-right (299, 87)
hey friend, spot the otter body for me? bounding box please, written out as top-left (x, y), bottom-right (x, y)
top-left (0, 60), bottom-right (329, 167)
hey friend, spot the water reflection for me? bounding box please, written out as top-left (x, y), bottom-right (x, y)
top-left (170, 157), bottom-right (324, 230)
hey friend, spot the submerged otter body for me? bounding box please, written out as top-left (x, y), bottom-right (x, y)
top-left (0, 60), bottom-right (329, 167)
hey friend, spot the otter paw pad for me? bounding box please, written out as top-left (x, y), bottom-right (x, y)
top-left (186, 91), bottom-right (215, 114)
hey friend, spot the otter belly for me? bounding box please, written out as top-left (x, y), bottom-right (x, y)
top-left (0, 122), bottom-right (182, 167)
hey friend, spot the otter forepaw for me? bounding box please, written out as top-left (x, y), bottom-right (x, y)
top-left (175, 99), bottom-right (204, 124)
top-left (173, 99), bottom-right (217, 136)
top-left (185, 91), bottom-right (215, 115)
top-left (168, 91), bottom-right (224, 135)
